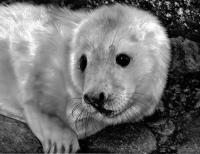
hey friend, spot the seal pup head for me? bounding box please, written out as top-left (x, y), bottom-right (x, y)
top-left (70, 4), bottom-right (171, 125)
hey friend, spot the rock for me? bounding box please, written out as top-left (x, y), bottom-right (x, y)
top-left (177, 117), bottom-right (200, 154)
top-left (170, 37), bottom-right (200, 74)
top-left (148, 119), bottom-right (175, 136)
top-left (195, 91), bottom-right (200, 108)
top-left (79, 123), bottom-right (157, 153)
top-left (178, 144), bottom-right (200, 154)
top-left (183, 39), bottom-right (200, 72)
top-left (0, 115), bottom-right (43, 153)
top-left (0, 114), bottom-right (156, 153)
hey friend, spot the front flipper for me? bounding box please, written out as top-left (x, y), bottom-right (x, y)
top-left (24, 101), bottom-right (79, 153)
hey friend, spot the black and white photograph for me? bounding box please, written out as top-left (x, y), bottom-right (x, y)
top-left (0, 0), bottom-right (199, 153)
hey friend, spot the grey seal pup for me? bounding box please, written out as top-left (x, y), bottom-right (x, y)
top-left (0, 3), bottom-right (170, 153)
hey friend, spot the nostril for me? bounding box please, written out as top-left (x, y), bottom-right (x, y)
top-left (99, 92), bottom-right (105, 102)
top-left (83, 92), bottom-right (106, 107)
top-left (84, 94), bottom-right (90, 104)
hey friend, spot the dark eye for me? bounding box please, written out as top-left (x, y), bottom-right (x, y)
top-left (79, 54), bottom-right (87, 72)
top-left (116, 53), bottom-right (131, 67)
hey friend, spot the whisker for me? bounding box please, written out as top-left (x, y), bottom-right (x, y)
top-left (69, 98), bottom-right (82, 105)
top-left (75, 109), bottom-right (83, 130)
top-left (133, 92), bottom-right (145, 97)
top-left (75, 108), bottom-right (86, 131)
top-left (70, 97), bottom-right (82, 100)
top-left (84, 33), bottom-right (96, 51)
top-left (84, 112), bottom-right (90, 137)
top-left (91, 118), bottom-right (98, 132)
top-left (111, 29), bottom-right (118, 46)
top-left (71, 103), bottom-right (82, 117)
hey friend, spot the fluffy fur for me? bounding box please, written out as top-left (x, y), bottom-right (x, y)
top-left (71, 4), bottom-right (170, 124)
top-left (0, 3), bottom-right (170, 153)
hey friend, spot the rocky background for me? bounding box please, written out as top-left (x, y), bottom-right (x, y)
top-left (0, 0), bottom-right (200, 153)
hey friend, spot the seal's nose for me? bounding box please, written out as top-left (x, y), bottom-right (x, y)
top-left (83, 92), bottom-right (106, 108)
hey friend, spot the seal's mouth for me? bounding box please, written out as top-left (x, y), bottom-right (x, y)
top-left (91, 99), bottom-right (136, 119)
top-left (94, 105), bottom-right (126, 118)
top-left (96, 107), bottom-right (114, 117)
top-left (81, 100), bottom-right (140, 125)
top-left (82, 95), bottom-right (135, 121)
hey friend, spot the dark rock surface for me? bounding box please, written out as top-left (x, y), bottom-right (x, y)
top-left (0, 114), bottom-right (156, 153)
top-left (0, 115), bottom-right (43, 153)
top-left (177, 117), bottom-right (200, 154)
top-left (150, 37), bottom-right (200, 153)
top-left (79, 123), bottom-right (156, 153)
top-left (170, 37), bottom-right (200, 74)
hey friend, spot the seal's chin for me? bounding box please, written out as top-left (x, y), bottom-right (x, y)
top-left (83, 101), bottom-right (127, 119)
top-left (94, 108), bottom-right (129, 124)
top-left (81, 95), bottom-right (141, 124)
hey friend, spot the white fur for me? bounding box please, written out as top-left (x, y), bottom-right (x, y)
top-left (0, 3), bottom-right (170, 152)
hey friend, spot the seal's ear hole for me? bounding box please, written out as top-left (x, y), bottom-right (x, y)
top-left (79, 54), bottom-right (87, 72)
top-left (116, 53), bottom-right (131, 67)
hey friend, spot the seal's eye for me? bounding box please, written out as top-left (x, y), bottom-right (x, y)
top-left (79, 54), bottom-right (87, 72)
top-left (116, 54), bottom-right (131, 67)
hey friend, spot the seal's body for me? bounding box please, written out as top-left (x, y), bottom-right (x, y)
top-left (0, 3), bottom-right (170, 153)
